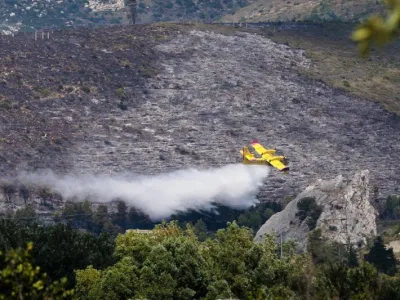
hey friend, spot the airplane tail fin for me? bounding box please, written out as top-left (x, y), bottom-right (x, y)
top-left (241, 146), bottom-right (253, 162)
top-left (241, 146), bottom-right (251, 156)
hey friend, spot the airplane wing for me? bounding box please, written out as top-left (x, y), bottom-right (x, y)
top-left (269, 159), bottom-right (289, 171)
top-left (250, 140), bottom-right (276, 157)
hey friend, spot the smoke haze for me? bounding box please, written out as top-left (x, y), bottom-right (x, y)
top-left (18, 164), bottom-right (270, 221)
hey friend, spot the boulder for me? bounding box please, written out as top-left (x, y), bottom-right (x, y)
top-left (255, 170), bottom-right (377, 251)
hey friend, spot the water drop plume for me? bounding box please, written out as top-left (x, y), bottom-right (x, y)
top-left (18, 164), bottom-right (270, 221)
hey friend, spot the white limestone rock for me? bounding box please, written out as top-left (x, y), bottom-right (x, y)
top-left (255, 170), bottom-right (377, 251)
top-left (88, 0), bottom-right (125, 12)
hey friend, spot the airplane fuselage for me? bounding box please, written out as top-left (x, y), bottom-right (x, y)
top-left (240, 140), bottom-right (289, 172)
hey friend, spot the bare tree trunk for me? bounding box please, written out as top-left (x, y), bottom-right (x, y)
top-left (125, 0), bottom-right (137, 24)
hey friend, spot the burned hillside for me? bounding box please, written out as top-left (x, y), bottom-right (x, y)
top-left (0, 23), bottom-right (399, 210)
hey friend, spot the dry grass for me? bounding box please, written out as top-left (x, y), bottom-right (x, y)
top-left (265, 23), bottom-right (400, 114)
top-left (378, 221), bottom-right (400, 257)
top-left (152, 22), bottom-right (245, 36)
top-left (221, 0), bottom-right (384, 22)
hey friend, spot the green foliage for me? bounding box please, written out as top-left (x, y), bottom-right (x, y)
top-left (352, 0), bottom-right (400, 55)
top-left (365, 236), bottom-right (398, 275)
top-left (314, 262), bottom-right (380, 299)
top-left (137, 245), bottom-right (178, 299)
top-left (296, 197), bottom-right (323, 230)
top-left (193, 219), bottom-right (208, 241)
top-left (57, 200), bottom-right (280, 239)
top-left (88, 221), bottom-right (209, 299)
top-left (380, 275), bottom-right (400, 300)
top-left (89, 258), bottom-right (138, 300)
top-left (0, 220), bottom-right (115, 288)
top-left (115, 87), bottom-right (126, 99)
top-left (384, 195), bottom-right (400, 219)
top-left (74, 266), bottom-right (101, 300)
top-left (78, 221), bottom-right (299, 299)
top-left (14, 205), bottom-right (37, 224)
top-left (236, 202), bottom-right (279, 233)
top-left (348, 246), bottom-right (359, 268)
top-left (113, 200), bottom-right (128, 230)
top-left (0, 242), bottom-right (75, 299)
top-left (237, 210), bottom-right (262, 232)
top-left (168, 202), bottom-right (281, 235)
top-left (307, 229), bottom-right (348, 265)
top-left (92, 205), bottom-right (121, 235)
top-left (2, 218), bottom-right (400, 299)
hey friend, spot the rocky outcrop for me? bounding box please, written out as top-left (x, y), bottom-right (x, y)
top-left (255, 170), bottom-right (377, 250)
top-left (88, 0), bottom-right (125, 12)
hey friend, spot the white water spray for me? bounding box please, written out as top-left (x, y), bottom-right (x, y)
top-left (17, 164), bottom-right (270, 221)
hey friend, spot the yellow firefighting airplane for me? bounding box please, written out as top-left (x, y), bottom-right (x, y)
top-left (240, 139), bottom-right (289, 173)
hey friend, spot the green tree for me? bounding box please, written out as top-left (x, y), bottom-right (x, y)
top-left (365, 236), bottom-right (398, 275)
top-left (237, 210), bottom-right (262, 232)
top-left (346, 262), bottom-right (380, 299)
top-left (307, 229), bottom-right (347, 265)
top-left (0, 242), bottom-right (74, 299)
top-left (193, 219), bottom-right (208, 241)
top-left (348, 246), bottom-right (359, 268)
top-left (113, 221), bottom-right (210, 299)
top-left (203, 221), bottom-right (254, 298)
top-left (137, 245), bottom-right (178, 299)
top-left (14, 205), bottom-right (37, 224)
top-left (204, 221), bottom-right (294, 299)
top-left (89, 257), bottom-right (138, 300)
top-left (77, 220), bottom-right (373, 299)
top-left (113, 200), bottom-right (127, 230)
top-left (74, 266), bottom-right (101, 300)
top-left (163, 234), bottom-right (209, 298)
top-left (0, 220), bottom-right (115, 288)
top-left (93, 205), bottom-right (121, 235)
top-left (314, 262), bottom-right (380, 299)
top-left (385, 195), bottom-right (400, 219)
top-left (127, 207), bottom-right (152, 228)
top-left (380, 275), bottom-right (400, 300)
top-left (61, 200), bottom-right (93, 230)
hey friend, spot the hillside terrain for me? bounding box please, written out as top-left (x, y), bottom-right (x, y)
top-left (136, 0), bottom-right (255, 23)
top-left (0, 0), bottom-right (252, 34)
top-left (0, 0), bottom-right (128, 34)
top-left (263, 23), bottom-right (400, 115)
top-left (221, 0), bottom-right (385, 22)
top-left (0, 23), bottom-right (399, 215)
